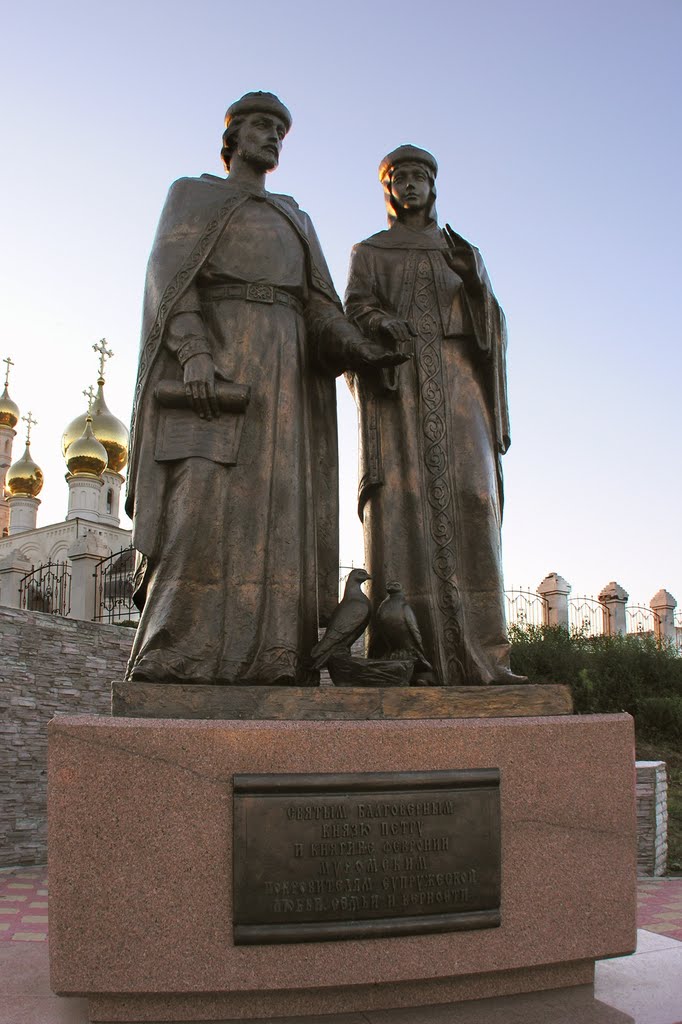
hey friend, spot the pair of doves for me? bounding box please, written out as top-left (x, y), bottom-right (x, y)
top-left (310, 569), bottom-right (431, 670)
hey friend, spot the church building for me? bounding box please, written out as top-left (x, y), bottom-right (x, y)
top-left (0, 344), bottom-right (134, 620)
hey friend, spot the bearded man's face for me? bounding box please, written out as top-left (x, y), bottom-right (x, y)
top-left (236, 112), bottom-right (286, 172)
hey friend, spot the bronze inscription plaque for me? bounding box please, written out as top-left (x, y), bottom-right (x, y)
top-left (233, 769), bottom-right (500, 944)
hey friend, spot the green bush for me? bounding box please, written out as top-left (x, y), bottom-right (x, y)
top-left (509, 625), bottom-right (682, 743)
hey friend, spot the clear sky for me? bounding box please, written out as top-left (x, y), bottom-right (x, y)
top-left (1, 0), bottom-right (680, 606)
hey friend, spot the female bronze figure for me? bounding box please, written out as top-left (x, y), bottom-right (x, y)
top-left (345, 145), bottom-right (522, 685)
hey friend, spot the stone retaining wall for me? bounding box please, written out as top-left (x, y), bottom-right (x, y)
top-left (0, 607), bottom-right (134, 866)
top-left (636, 760), bottom-right (668, 876)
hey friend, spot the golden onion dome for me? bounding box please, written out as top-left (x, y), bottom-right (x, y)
top-left (0, 386), bottom-right (20, 428)
top-left (66, 417), bottom-right (108, 477)
top-left (62, 379), bottom-right (129, 473)
top-left (6, 443), bottom-right (44, 497)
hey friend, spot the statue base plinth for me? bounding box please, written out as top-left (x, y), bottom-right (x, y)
top-left (111, 680), bottom-right (573, 719)
top-left (48, 711), bottom-right (636, 1021)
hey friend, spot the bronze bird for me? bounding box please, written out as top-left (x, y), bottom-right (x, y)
top-left (375, 581), bottom-right (432, 669)
top-left (310, 568), bottom-right (371, 669)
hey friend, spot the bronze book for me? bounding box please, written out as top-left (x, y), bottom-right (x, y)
top-left (154, 380), bottom-right (250, 464)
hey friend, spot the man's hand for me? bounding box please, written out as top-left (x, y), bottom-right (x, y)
top-left (351, 340), bottom-right (411, 370)
top-left (183, 353), bottom-right (219, 419)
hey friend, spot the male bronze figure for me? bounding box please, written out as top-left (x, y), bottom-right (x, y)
top-left (126, 93), bottom-right (402, 685)
top-left (345, 145), bottom-right (523, 685)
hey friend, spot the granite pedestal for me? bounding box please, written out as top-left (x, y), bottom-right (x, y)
top-left (48, 710), bottom-right (636, 1022)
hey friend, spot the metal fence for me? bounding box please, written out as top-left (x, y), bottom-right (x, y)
top-left (625, 604), bottom-right (660, 636)
top-left (339, 565), bottom-right (355, 599)
top-left (505, 585), bottom-right (678, 645)
top-left (505, 588), bottom-right (548, 629)
top-left (19, 561), bottom-right (72, 616)
top-left (93, 546), bottom-right (139, 624)
top-left (567, 596), bottom-right (606, 636)
top-left (13, 552), bottom-right (678, 649)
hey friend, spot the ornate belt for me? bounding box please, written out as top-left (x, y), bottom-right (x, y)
top-left (200, 282), bottom-right (304, 316)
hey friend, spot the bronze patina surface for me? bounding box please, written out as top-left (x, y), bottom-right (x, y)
top-left (125, 92), bottom-right (404, 687)
top-left (111, 680), bottom-right (573, 720)
top-left (233, 769), bottom-right (500, 943)
top-left (345, 145), bottom-right (524, 687)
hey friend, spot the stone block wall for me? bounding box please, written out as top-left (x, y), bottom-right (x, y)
top-left (636, 760), bottom-right (668, 876)
top-left (0, 607), bottom-right (134, 867)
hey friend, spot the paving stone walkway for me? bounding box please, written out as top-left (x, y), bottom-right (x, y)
top-left (0, 866), bottom-right (48, 943)
top-left (635, 876), bottom-right (682, 941)
top-left (2, 865), bottom-right (682, 944)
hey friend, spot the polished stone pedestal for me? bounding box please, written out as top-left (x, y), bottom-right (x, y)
top-left (48, 712), bottom-right (636, 1022)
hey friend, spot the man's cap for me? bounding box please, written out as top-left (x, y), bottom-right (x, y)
top-left (379, 144), bottom-right (438, 183)
top-left (224, 91), bottom-right (292, 133)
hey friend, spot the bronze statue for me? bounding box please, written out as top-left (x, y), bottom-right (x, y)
top-left (313, 570), bottom-right (416, 689)
top-left (309, 568), bottom-right (371, 669)
top-left (376, 582), bottom-right (432, 672)
top-left (125, 93), bottom-right (403, 685)
top-left (345, 144), bottom-right (523, 686)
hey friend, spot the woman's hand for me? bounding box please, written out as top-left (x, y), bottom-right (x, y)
top-left (378, 318), bottom-right (415, 346)
top-left (442, 223), bottom-right (478, 284)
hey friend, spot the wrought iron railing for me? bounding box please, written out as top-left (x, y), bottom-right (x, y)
top-left (625, 604), bottom-right (659, 637)
top-left (505, 587), bottom-right (548, 629)
top-left (93, 546), bottom-right (139, 624)
top-left (19, 561), bottom-right (72, 616)
top-left (338, 565), bottom-right (356, 599)
top-left (674, 611), bottom-right (682, 651)
top-left (568, 596), bottom-right (607, 636)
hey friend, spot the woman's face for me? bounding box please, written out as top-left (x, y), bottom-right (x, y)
top-left (390, 162), bottom-right (432, 213)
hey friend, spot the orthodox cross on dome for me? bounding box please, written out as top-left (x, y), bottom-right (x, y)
top-left (3, 355), bottom-right (14, 389)
top-left (22, 411), bottom-right (37, 445)
top-left (93, 338), bottom-right (113, 382)
top-left (83, 384), bottom-right (96, 413)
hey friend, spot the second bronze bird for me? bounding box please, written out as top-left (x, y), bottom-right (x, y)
top-left (310, 573), bottom-right (430, 687)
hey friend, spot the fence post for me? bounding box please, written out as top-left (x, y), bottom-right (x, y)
top-left (0, 549), bottom-right (32, 608)
top-left (536, 573), bottom-right (571, 629)
top-left (598, 581), bottom-right (629, 635)
top-left (67, 533), bottom-right (110, 621)
top-left (650, 589), bottom-right (677, 644)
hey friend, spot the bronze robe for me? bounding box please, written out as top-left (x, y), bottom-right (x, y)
top-left (126, 175), bottom-right (351, 685)
top-left (345, 222), bottom-right (512, 685)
